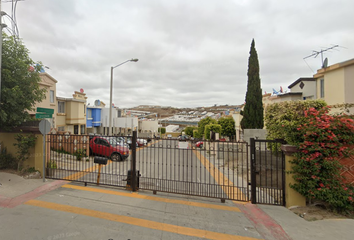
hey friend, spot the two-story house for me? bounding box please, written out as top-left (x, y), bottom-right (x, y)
top-left (313, 58), bottom-right (354, 113)
top-left (56, 90), bottom-right (87, 134)
top-left (286, 58), bottom-right (354, 114)
top-left (29, 72), bottom-right (58, 127)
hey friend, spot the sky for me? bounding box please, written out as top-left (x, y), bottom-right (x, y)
top-left (2, 0), bottom-right (354, 109)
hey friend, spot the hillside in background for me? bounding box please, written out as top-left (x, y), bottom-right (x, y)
top-left (131, 105), bottom-right (242, 119)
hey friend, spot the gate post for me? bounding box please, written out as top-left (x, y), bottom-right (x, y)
top-left (130, 131), bottom-right (138, 191)
top-left (250, 138), bottom-right (256, 204)
top-left (281, 145), bottom-right (306, 208)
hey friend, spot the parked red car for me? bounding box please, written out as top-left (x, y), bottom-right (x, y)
top-left (89, 136), bottom-right (130, 161)
top-left (196, 141), bottom-right (204, 148)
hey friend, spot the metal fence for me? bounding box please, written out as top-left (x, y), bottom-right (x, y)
top-left (46, 132), bottom-right (250, 202)
top-left (136, 138), bottom-right (250, 201)
top-left (250, 138), bottom-right (285, 206)
top-left (46, 133), bottom-right (131, 187)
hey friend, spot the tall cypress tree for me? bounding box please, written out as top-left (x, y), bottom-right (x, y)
top-left (240, 39), bottom-right (264, 129)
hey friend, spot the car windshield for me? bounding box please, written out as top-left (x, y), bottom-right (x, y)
top-left (103, 137), bottom-right (118, 146)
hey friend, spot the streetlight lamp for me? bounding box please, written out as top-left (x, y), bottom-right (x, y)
top-left (109, 58), bottom-right (138, 136)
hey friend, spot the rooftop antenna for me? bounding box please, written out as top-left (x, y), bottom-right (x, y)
top-left (303, 45), bottom-right (339, 69)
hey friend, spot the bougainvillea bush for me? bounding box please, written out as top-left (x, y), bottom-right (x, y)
top-left (290, 106), bottom-right (354, 211)
top-left (265, 101), bottom-right (354, 212)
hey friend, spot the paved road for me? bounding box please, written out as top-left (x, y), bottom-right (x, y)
top-left (2, 172), bottom-right (353, 240)
top-left (1, 180), bottom-right (272, 240)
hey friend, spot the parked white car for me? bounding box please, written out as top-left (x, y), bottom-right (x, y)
top-left (137, 138), bottom-right (147, 146)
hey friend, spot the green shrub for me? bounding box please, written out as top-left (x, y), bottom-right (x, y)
top-left (266, 101), bottom-right (354, 212)
top-left (54, 147), bottom-right (71, 155)
top-left (73, 149), bottom-right (86, 161)
top-left (265, 100), bottom-right (327, 145)
top-left (218, 117), bottom-right (236, 138)
top-left (192, 129), bottom-right (199, 139)
top-left (204, 124), bottom-right (222, 140)
top-left (158, 127), bottom-right (166, 134)
top-left (13, 132), bottom-right (37, 171)
top-left (47, 160), bottom-right (57, 169)
top-left (0, 151), bottom-right (17, 170)
top-left (184, 126), bottom-right (197, 137)
top-left (197, 117), bottom-right (217, 139)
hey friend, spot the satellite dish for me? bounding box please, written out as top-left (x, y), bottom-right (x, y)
top-left (322, 58), bottom-right (328, 68)
top-left (94, 99), bottom-right (101, 106)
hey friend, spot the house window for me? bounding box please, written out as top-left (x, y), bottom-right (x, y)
top-left (320, 79), bottom-right (324, 98)
top-left (58, 102), bottom-right (65, 113)
top-left (58, 126), bottom-right (65, 132)
top-left (50, 90), bottom-right (54, 103)
top-left (87, 109), bottom-right (92, 118)
top-left (80, 125), bottom-right (85, 134)
top-left (74, 125), bottom-right (78, 134)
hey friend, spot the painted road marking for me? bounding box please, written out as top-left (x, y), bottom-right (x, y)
top-left (62, 184), bottom-right (240, 212)
top-left (192, 149), bottom-right (247, 201)
top-left (25, 199), bottom-right (261, 240)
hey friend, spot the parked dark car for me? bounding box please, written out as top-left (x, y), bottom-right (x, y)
top-left (177, 135), bottom-right (189, 141)
top-left (89, 136), bottom-right (129, 161)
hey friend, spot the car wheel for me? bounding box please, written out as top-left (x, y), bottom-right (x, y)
top-left (110, 153), bottom-right (122, 161)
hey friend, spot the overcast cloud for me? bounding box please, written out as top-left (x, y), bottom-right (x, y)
top-left (2, 0), bottom-right (354, 108)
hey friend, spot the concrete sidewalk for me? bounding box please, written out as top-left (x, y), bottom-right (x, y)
top-left (0, 172), bottom-right (67, 208)
top-left (0, 171), bottom-right (353, 240)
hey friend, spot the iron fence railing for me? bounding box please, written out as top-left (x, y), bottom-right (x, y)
top-left (250, 138), bottom-right (285, 206)
top-left (46, 132), bottom-right (250, 202)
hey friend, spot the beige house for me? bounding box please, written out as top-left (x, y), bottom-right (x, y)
top-left (28, 72), bottom-right (88, 134)
top-left (287, 77), bottom-right (317, 100)
top-left (29, 72), bottom-right (58, 127)
top-left (56, 91), bottom-right (87, 134)
top-left (313, 58), bottom-right (354, 113)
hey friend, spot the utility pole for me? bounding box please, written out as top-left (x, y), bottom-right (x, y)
top-left (0, 2), bottom-right (6, 104)
top-left (0, 1), bottom-right (3, 103)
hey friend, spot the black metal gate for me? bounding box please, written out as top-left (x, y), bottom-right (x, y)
top-left (250, 138), bottom-right (285, 206)
top-left (135, 134), bottom-right (250, 202)
top-left (46, 131), bottom-right (250, 202)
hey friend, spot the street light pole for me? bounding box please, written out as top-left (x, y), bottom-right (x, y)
top-left (109, 58), bottom-right (138, 136)
top-left (0, 3), bottom-right (4, 104)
